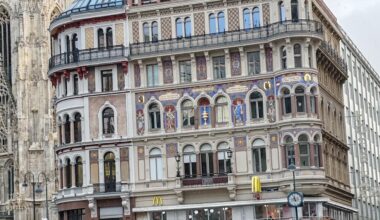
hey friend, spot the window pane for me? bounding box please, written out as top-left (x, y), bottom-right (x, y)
top-left (253, 149), bottom-right (260, 172)
top-left (185, 17), bottom-right (191, 37)
top-left (253, 8), bottom-right (260, 28)
top-left (176, 18), bottom-right (183, 38)
top-left (150, 158), bottom-right (157, 180)
top-left (208, 153), bottom-right (214, 175)
top-left (143, 23), bottom-right (150, 42)
top-left (179, 60), bottom-right (192, 83)
top-left (217, 12), bottom-right (225, 33)
top-left (258, 101), bottom-right (264, 118)
top-left (260, 148), bottom-right (267, 172)
top-left (285, 97), bottom-right (292, 114)
top-left (147, 64), bottom-right (159, 87)
top-left (156, 157), bottom-right (163, 179)
top-left (201, 153), bottom-right (207, 176)
top-left (209, 14), bottom-right (216, 34)
top-left (247, 52), bottom-right (261, 75)
top-left (151, 22), bottom-right (158, 42)
top-left (243, 9), bottom-right (251, 29)
top-left (296, 96), bottom-right (305, 112)
top-left (213, 56), bottom-right (226, 79)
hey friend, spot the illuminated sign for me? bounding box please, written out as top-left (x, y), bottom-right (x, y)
top-left (251, 176), bottom-right (262, 193)
top-left (152, 196), bottom-right (163, 206)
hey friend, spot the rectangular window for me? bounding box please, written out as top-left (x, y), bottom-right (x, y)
top-left (150, 157), bottom-right (163, 180)
top-left (101, 70), bottom-right (113, 92)
top-left (252, 148), bottom-right (267, 173)
top-left (179, 60), bottom-right (192, 83)
top-left (213, 56), bottom-right (226, 79)
top-left (201, 152), bottom-right (214, 176)
top-left (300, 143), bottom-right (310, 166)
top-left (63, 78), bottom-right (68, 96)
top-left (67, 209), bottom-right (85, 220)
top-left (73, 75), bottom-right (79, 95)
top-left (247, 51), bottom-right (261, 75)
top-left (184, 154), bottom-right (196, 178)
top-left (286, 145), bottom-right (295, 167)
top-left (296, 95), bottom-right (306, 112)
top-left (284, 97), bottom-right (292, 114)
top-left (147, 64), bottom-right (159, 87)
top-left (218, 151), bottom-right (231, 174)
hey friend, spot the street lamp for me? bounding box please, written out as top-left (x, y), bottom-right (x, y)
top-left (227, 147), bottom-right (233, 173)
top-left (175, 151), bottom-right (181, 178)
top-left (288, 164), bottom-right (298, 220)
top-left (36, 172), bottom-right (49, 220)
top-left (22, 171), bottom-right (36, 220)
top-left (264, 204), bottom-right (268, 220)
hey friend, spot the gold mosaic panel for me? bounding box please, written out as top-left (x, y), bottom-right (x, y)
top-left (115, 23), bottom-right (124, 45)
top-left (85, 27), bottom-right (94, 49)
top-left (161, 17), bottom-right (172, 40)
top-left (194, 12), bottom-right (205, 35)
top-left (228, 8), bottom-right (239, 31)
top-left (132, 21), bottom-right (139, 43)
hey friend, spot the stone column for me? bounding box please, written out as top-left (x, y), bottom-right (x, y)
top-left (196, 153), bottom-right (201, 176)
top-left (306, 93), bottom-right (311, 117)
top-left (205, 52), bottom-right (212, 80)
top-left (190, 53), bottom-right (197, 82)
top-left (71, 161), bottom-right (76, 188)
top-left (171, 55), bottom-right (179, 84)
top-left (61, 122), bottom-right (66, 144)
top-left (224, 49), bottom-right (231, 78)
top-left (70, 119), bottom-right (75, 144)
top-left (62, 164), bottom-right (67, 189)
top-left (213, 150), bottom-right (218, 175)
top-left (291, 95), bottom-right (296, 118)
top-left (278, 96), bottom-right (283, 121)
top-left (138, 60), bottom-right (145, 87)
top-left (310, 143), bottom-right (315, 167)
top-left (239, 47), bottom-right (247, 76)
top-left (157, 57), bottom-right (163, 86)
top-left (286, 38), bottom-right (294, 69)
top-left (259, 44), bottom-right (267, 74)
top-left (294, 143), bottom-right (300, 167)
top-left (304, 39), bottom-right (311, 68)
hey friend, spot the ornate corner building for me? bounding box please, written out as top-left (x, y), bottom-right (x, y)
top-left (47, 0), bottom-right (358, 220)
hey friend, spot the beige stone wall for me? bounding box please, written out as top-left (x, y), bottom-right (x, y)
top-left (85, 27), bottom-right (94, 49)
top-left (115, 23), bottom-right (124, 45)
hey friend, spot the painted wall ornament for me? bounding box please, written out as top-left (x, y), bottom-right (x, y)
top-left (163, 60), bottom-right (173, 84)
top-left (267, 95), bottom-right (276, 123)
top-left (165, 105), bottom-right (176, 132)
top-left (230, 52), bottom-right (241, 76)
top-left (233, 98), bottom-right (245, 126)
top-left (136, 110), bottom-right (144, 135)
top-left (196, 56), bottom-right (207, 80)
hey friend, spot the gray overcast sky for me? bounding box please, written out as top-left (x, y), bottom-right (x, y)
top-left (324, 0), bottom-right (380, 73)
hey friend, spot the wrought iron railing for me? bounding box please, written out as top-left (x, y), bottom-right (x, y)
top-left (182, 174), bottom-right (229, 186)
top-left (48, 45), bottom-right (128, 70)
top-left (319, 41), bottom-right (348, 73)
top-left (130, 19), bottom-right (323, 57)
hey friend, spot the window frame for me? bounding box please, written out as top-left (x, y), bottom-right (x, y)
top-left (183, 145), bottom-right (197, 178)
top-left (149, 148), bottom-right (163, 181)
top-left (282, 88), bottom-right (292, 114)
top-left (148, 103), bottom-right (161, 130)
top-left (213, 56), bottom-right (226, 79)
top-left (101, 70), bottom-right (113, 92)
top-left (295, 86), bottom-right (306, 113)
top-left (215, 96), bottom-right (229, 124)
top-left (179, 60), bottom-right (192, 83)
top-left (299, 135), bottom-right (310, 167)
top-left (247, 51), bottom-right (261, 75)
top-left (73, 74), bottom-right (79, 95)
top-left (102, 107), bottom-right (115, 135)
top-left (181, 100), bottom-right (194, 128)
top-left (252, 139), bottom-right (267, 173)
top-left (200, 144), bottom-right (214, 177)
top-left (146, 64), bottom-right (159, 87)
top-left (294, 44), bottom-right (302, 68)
top-left (250, 92), bottom-right (264, 119)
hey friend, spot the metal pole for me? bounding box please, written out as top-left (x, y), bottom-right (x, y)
top-left (293, 170), bottom-right (298, 220)
top-left (32, 182), bottom-right (36, 220)
top-left (45, 181), bottom-right (49, 220)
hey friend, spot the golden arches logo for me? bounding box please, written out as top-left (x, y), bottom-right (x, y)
top-left (152, 196), bottom-right (163, 206)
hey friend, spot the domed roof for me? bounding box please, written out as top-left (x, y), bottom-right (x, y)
top-left (59, 0), bottom-right (124, 18)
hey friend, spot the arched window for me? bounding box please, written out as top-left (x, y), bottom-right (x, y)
top-left (151, 21), bottom-right (158, 42)
top-left (217, 12), bottom-right (225, 33)
top-left (310, 87), bottom-right (317, 114)
top-left (73, 74), bottom-right (79, 95)
top-left (308, 45), bottom-right (313, 68)
top-left (0, 7), bottom-right (12, 83)
top-left (176, 18), bottom-right (183, 38)
top-left (149, 103), bottom-right (161, 130)
top-left (200, 144), bottom-right (214, 176)
top-left (97, 29), bottom-right (105, 48)
top-left (149, 148), bottom-right (163, 180)
top-left (64, 115), bottom-right (71, 144)
top-left (104, 152), bottom-right (116, 192)
top-left (279, 1), bottom-right (286, 22)
top-left (217, 142), bottom-right (231, 175)
top-left (299, 134), bottom-right (310, 167)
top-left (106, 27), bottom-right (113, 47)
top-left (252, 139), bottom-right (266, 173)
top-left (243, 9), bottom-right (251, 30)
top-left (294, 44), bottom-right (302, 68)
top-left (215, 96), bottom-right (229, 124)
top-left (313, 135), bottom-right (321, 167)
top-left (285, 136), bottom-right (295, 167)
top-left (143, 22), bottom-right (150, 42)
top-left (74, 113), bottom-right (81, 142)
top-left (181, 100), bottom-right (194, 127)
top-left (72, 34), bottom-right (79, 62)
top-left (295, 86), bottom-right (306, 113)
top-left (291, 0), bottom-right (299, 22)
top-left (6, 161), bottom-right (14, 199)
top-left (281, 46), bottom-right (287, 69)
top-left (184, 17), bottom-right (192, 38)
top-left (250, 92), bottom-right (264, 119)
top-left (183, 145), bottom-right (196, 178)
top-left (199, 98), bottom-right (211, 126)
top-left (282, 88), bottom-right (292, 114)
top-left (102, 108), bottom-right (115, 135)
top-left (209, 13), bottom-right (217, 34)
top-left (75, 157), bottom-right (83, 187)
top-left (252, 7), bottom-right (260, 28)
top-left (65, 158), bottom-right (72, 188)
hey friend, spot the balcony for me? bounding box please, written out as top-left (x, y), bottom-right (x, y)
top-left (48, 45), bottom-right (129, 75)
top-left (182, 175), bottom-right (229, 187)
top-left (130, 20), bottom-right (323, 58)
top-left (318, 41), bottom-right (348, 75)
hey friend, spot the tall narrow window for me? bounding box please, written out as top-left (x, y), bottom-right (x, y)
top-left (294, 44), bottom-right (302, 68)
top-left (106, 27), bottom-right (113, 47)
top-left (308, 45), bottom-right (313, 68)
top-left (252, 7), bottom-right (260, 28)
top-left (101, 70), bottom-right (113, 92)
top-left (247, 51), bottom-right (261, 75)
top-left (295, 86), bottom-right (306, 113)
top-left (104, 152), bottom-right (116, 192)
top-left (65, 35), bottom-right (71, 61)
top-left (73, 74), bottom-right (79, 95)
top-left (151, 21), bottom-right (158, 42)
top-left (252, 139), bottom-right (267, 173)
top-left (291, 0), bottom-right (299, 22)
top-left (217, 142), bottom-right (231, 175)
top-left (209, 14), bottom-right (217, 34)
top-left (250, 92), bottom-right (264, 119)
top-left (215, 96), bottom-right (229, 124)
top-left (243, 9), bottom-right (251, 30)
top-left (282, 88), bottom-right (292, 114)
top-left (279, 1), bottom-right (286, 22)
top-left (150, 148), bottom-right (163, 180)
top-left (185, 17), bottom-right (192, 38)
top-left (102, 108), bottom-right (115, 135)
top-left (143, 22), bottom-right (150, 42)
top-left (72, 34), bottom-right (79, 62)
top-left (179, 60), bottom-right (192, 83)
top-left (217, 12), bottom-right (225, 33)
top-left (146, 64), bottom-right (159, 87)
top-left (64, 115), bottom-right (70, 144)
top-left (97, 29), bottom-right (105, 48)
top-left (6, 162), bottom-right (14, 199)
top-left (75, 157), bottom-right (83, 187)
top-left (299, 134), bottom-right (310, 167)
top-left (63, 78), bottom-right (68, 96)
top-left (149, 103), bottom-right (161, 130)
top-left (65, 158), bottom-right (72, 188)
top-left (181, 100), bottom-right (194, 127)
top-left (285, 136), bottom-right (295, 167)
top-left (281, 46), bottom-right (287, 69)
top-left (313, 135), bottom-right (321, 167)
top-left (176, 18), bottom-right (183, 38)
top-left (74, 113), bottom-right (81, 142)
top-left (213, 56), bottom-right (226, 79)
top-left (200, 144), bottom-right (214, 177)
top-left (183, 145), bottom-right (196, 178)
top-left (310, 87), bottom-right (317, 114)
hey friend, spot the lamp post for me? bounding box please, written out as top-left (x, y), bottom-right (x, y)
top-left (175, 151), bottom-right (181, 178)
top-left (36, 172), bottom-right (49, 220)
top-left (22, 171), bottom-right (36, 220)
top-left (23, 171), bottom-right (49, 220)
top-left (264, 204), bottom-right (268, 220)
top-left (288, 164), bottom-right (298, 220)
top-left (227, 147), bottom-right (233, 173)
